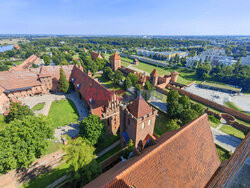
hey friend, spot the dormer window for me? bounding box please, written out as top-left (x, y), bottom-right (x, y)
top-left (71, 78), bottom-right (76, 83)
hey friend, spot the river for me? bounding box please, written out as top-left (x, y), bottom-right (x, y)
top-left (0, 44), bottom-right (14, 52)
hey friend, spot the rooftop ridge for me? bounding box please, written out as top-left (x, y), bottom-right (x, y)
top-left (116, 114), bottom-right (209, 179)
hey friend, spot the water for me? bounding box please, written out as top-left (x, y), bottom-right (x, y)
top-left (0, 44), bottom-right (14, 52)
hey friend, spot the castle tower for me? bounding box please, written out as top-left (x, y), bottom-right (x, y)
top-left (171, 71), bottom-right (179, 82)
top-left (110, 53), bottom-right (121, 71)
top-left (150, 69), bottom-right (159, 86)
top-left (120, 95), bottom-right (158, 150)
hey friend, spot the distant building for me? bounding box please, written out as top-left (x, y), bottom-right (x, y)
top-left (110, 53), bottom-right (121, 71)
top-left (12, 54), bottom-right (42, 70)
top-left (14, 43), bottom-right (20, 50)
top-left (137, 49), bottom-right (188, 60)
top-left (91, 51), bottom-right (103, 61)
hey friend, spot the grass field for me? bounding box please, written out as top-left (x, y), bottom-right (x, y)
top-left (201, 81), bottom-right (241, 92)
top-left (220, 125), bottom-right (245, 139)
top-left (121, 61), bottom-right (131, 67)
top-left (216, 145), bottom-right (231, 162)
top-left (48, 99), bottom-right (79, 128)
top-left (95, 134), bottom-right (120, 153)
top-left (96, 144), bottom-right (121, 163)
top-left (22, 162), bottom-right (70, 188)
top-left (121, 57), bottom-right (133, 63)
top-left (225, 101), bottom-right (249, 115)
top-left (0, 115), bottom-right (6, 131)
top-left (94, 74), bottom-right (124, 92)
top-left (32, 102), bottom-right (45, 111)
top-left (45, 140), bottom-right (62, 155)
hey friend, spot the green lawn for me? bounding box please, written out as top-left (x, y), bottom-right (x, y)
top-left (121, 57), bottom-right (133, 63)
top-left (32, 102), bottom-right (45, 111)
top-left (96, 144), bottom-right (121, 163)
top-left (22, 162), bottom-right (70, 188)
top-left (94, 74), bottom-right (124, 92)
top-left (220, 125), bottom-right (245, 139)
top-left (131, 62), bottom-right (195, 85)
top-left (154, 111), bottom-right (179, 136)
top-left (201, 81), bottom-right (241, 92)
top-left (45, 140), bottom-right (62, 155)
top-left (216, 145), bottom-right (231, 162)
top-left (48, 99), bottom-right (79, 128)
top-left (95, 134), bottom-right (120, 153)
top-left (225, 101), bottom-right (249, 115)
top-left (121, 61), bottom-right (131, 67)
top-left (0, 115), bottom-right (6, 131)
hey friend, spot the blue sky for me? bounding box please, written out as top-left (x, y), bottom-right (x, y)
top-left (0, 0), bottom-right (249, 35)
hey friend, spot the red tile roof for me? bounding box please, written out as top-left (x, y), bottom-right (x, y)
top-left (150, 69), bottom-right (158, 77)
top-left (38, 65), bottom-right (51, 78)
top-left (71, 65), bottom-right (115, 115)
top-left (91, 51), bottom-right (103, 60)
top-left (12, 54), bottom-right (40, 70)
top-left (85, 114), bottom-right (220, 188)
top-left (127, 95), bottom-right (153, 118)
top-left (0, 65), bottom-right (74, 92)
top-left (111, 53), bottom-right (121, 61)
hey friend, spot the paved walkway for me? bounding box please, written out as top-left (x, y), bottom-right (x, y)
top-left (210, 127), bottom-right (242, 153)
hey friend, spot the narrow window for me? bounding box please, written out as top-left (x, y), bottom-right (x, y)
top-left (148, 119), bottom-right (151, 126)
top-left (141, 122), bottom-right (145, 129)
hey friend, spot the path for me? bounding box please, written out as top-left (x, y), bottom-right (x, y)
top-left (148, 96), bottom-right (167, 112)
top-left (210, 127), bottom-right (242, 153)
top-left (96, 140), bottom-right (121, 158)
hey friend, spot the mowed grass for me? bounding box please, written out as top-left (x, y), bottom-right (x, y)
top-left (96, 144), bottom-right (121, 163)
top-left (32, 102), bottom-right (45, 111)
top-left (48, 99), bottom-right (79, 128)
top-left (220, 125), bottom-right (245, 139)
top-left (0, 115), bottom-right (6, 131)
top-left (121, 61), bottom-right (131, 67)
top-left (94, 74), bottom-right (124, 92)
top-left (131, 61), bottom-right (196, 85)
top-left (216, 145), bottom-right (231, 162)
top-left (225, 101), bottom-right (250, 115)
top-left (45, 140), bottom-right (62, 155)
top-left (121, 57), bottom-right (133, 63)
top-left (22, 162), bottom-right (70, 188)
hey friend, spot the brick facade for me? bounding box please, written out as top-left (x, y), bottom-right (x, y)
top-left (120, 96), bottom-right (158, 149)
top-left (110, 53), bottom-right (121, 71)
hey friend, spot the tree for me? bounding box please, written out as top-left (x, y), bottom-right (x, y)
top-left (60, 59), bottom-right (69, 65)
top-left (0, 63), bottom-right (9, 71)
top-left (43, 55), bottom-right (50, 65)
top-left (179, 95), bottom-right (191, 109)
top-left (180, 109), bottom-right (199, 125)
top-left (63, 137), bottom-right (101, 186)
top-left (144, 80), bottom-right (153, 92)
top-left (167, 90), bottom-right (179, 104)
top-left (59, 68), bottom-right (69, 93)
top-left (79, 115), bottom-right (105, 145)
top-left (167, 100), bottom-right (183, 118)
top-left (167, 119), bottom-right (180, 131)
top-left (123, 139), bottom-right (135, 159)
top-left (0, 115), bottom-right (53, 173)
top-left (128, 73), bottom-right (139, 85)
top-left (103, 66), bottom-right (114, 80)
top-left (123, 77), bottom-right (132, 90)
top-left (113, 70), bottom-right (123, 85)
top-left (191, 103), bottom-right (204, 116)
top-left (5, 102), bottom-right (34, 123)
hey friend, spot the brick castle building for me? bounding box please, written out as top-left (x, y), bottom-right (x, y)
top-left (110, 53), bottom-right (121, 71)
